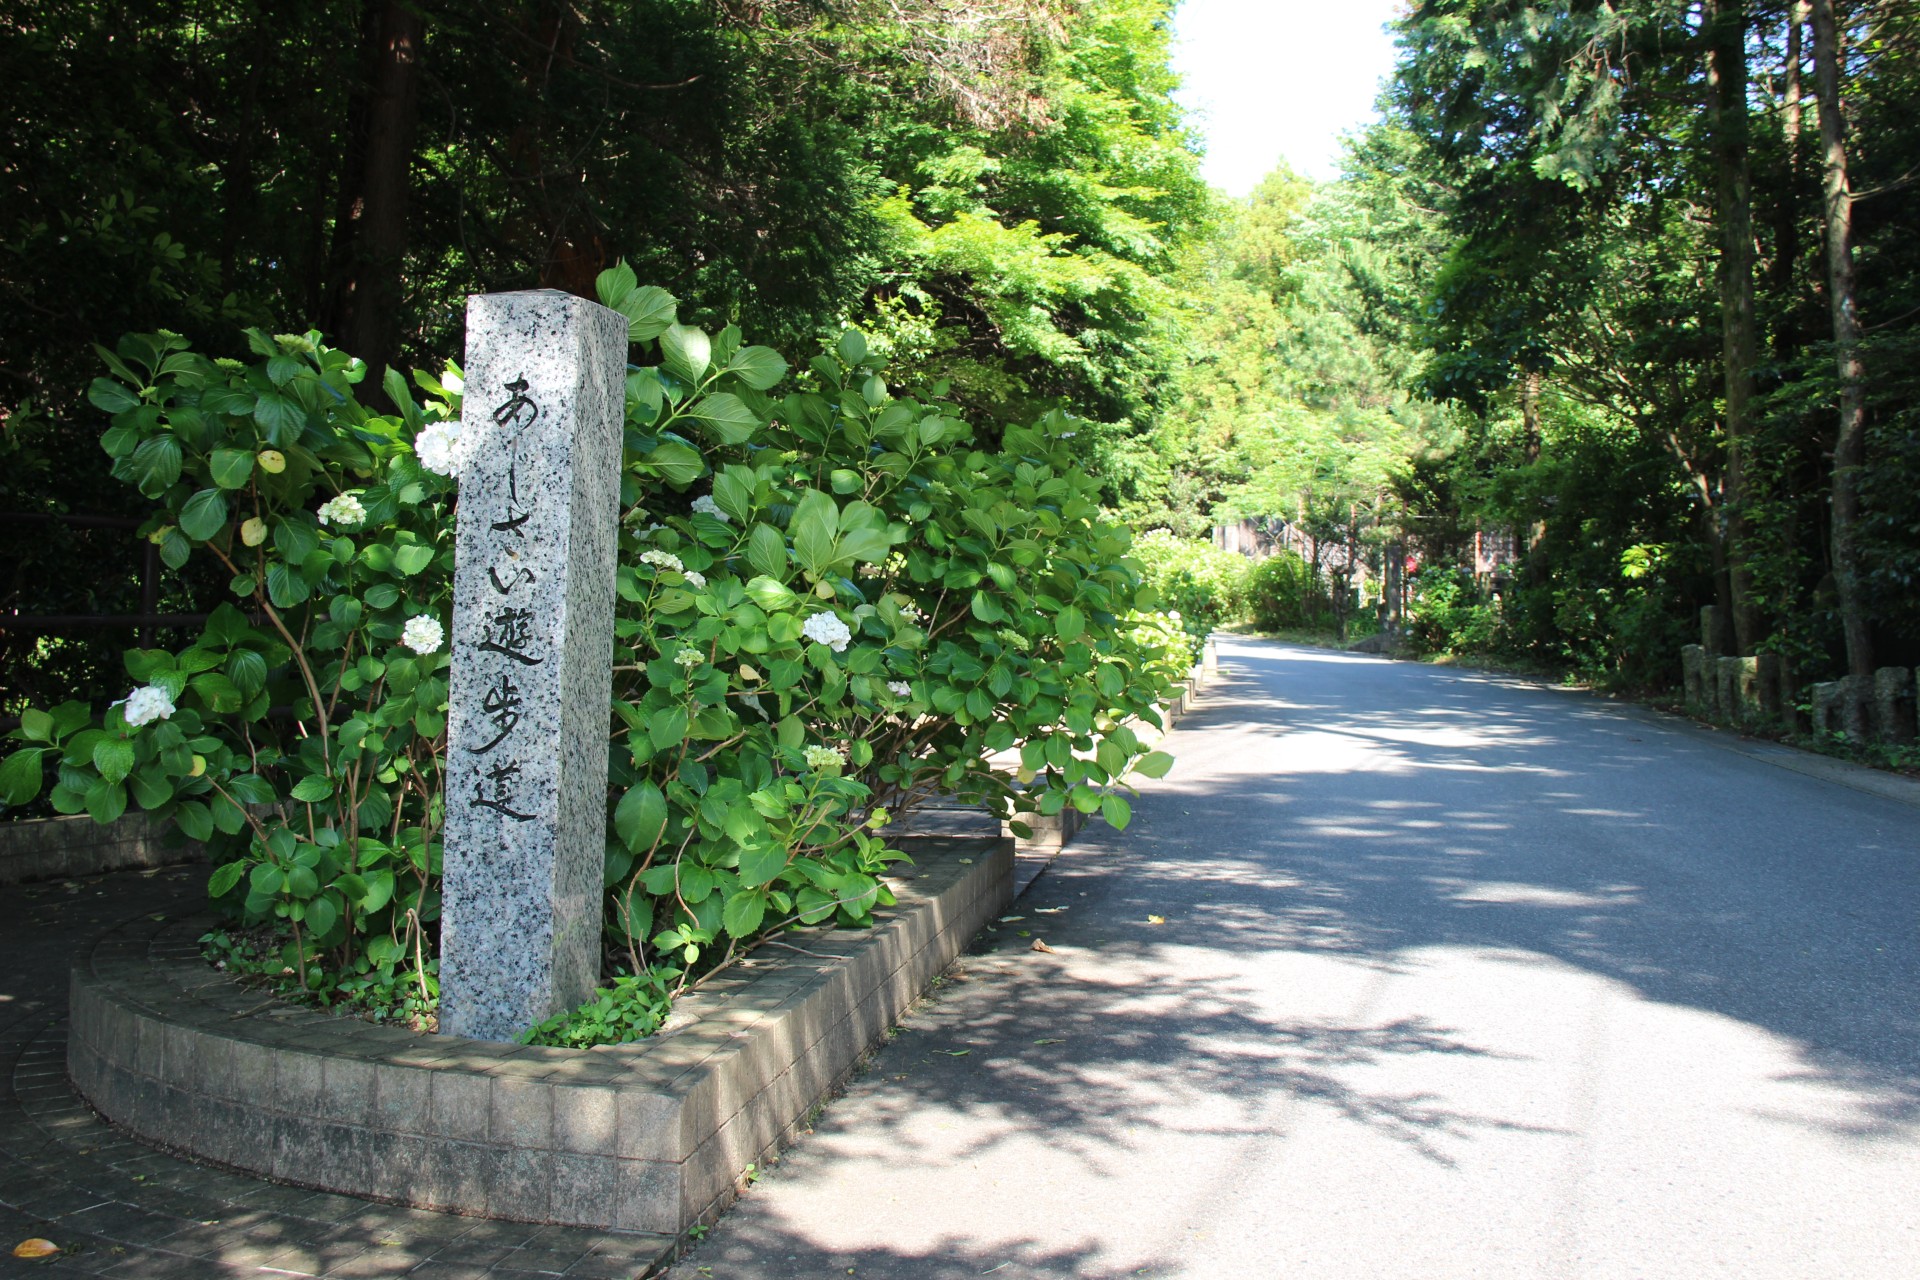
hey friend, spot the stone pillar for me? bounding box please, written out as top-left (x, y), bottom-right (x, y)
top-left (1843, 677), bottom-right (1871, 741)
top-left (1871, 667), bottom-right (1916, 745)
top-left (1714, 656), bottom-right (1747, 726)
top-left (439, 290), bottom-right (628, 1043)
top-left (1681, 645), bottom-right (1708, 710)
top-left (1736, 657), bottom-right (1762, 724)
top-left (1810, 680), bottom-right (1841, 736)
top-left (1810, 677), bottom-right (1868, 742)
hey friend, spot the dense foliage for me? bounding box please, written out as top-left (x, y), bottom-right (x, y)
top-left (2, 0), bottom-right (1207, 714)
top-left (1117, 0), bottom-right (1920, 697)
top-left (1380, 0), bottom-right (1920, 691)
top-left (1, 269), bottom-right (1185, 1039)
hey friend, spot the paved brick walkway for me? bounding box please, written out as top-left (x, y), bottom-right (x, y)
top-left (0, 866), bottom-right (664, 1279)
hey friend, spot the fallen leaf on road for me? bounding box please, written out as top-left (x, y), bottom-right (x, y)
top-left (1035, 1038), bottom-right (1065, 1045)
top-left (998, 915), bottom-right (1024, 922)
top-left (1036, 906), bottom-right (1068, 913)
top-left (1031, 938), bottom-right (1056, 953)
top-left (1147, 915), bottom-right (1165, 925)
top-left (937, 1048), bottom-right (971, 1056)
top-left (13, 1239), bottom-right (59, 1259)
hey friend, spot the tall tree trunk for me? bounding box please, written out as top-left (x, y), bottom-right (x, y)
top-left (1771, 3), bottom-right (1807, 320)
top-left (1785, 5), bottom-right (1805, 148)
top-left (1520, 369), bottom-right (1542, 463)
top-left (1705, 0), bottom-right (1762, 655)
top-left (1811, 0), bottom-right (1874, 684)
top-left (324, 1), bottom-right (424, 385)
top-left (1705, 505), bottom-right (1736, 653)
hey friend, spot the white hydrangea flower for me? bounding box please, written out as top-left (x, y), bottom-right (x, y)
top-left (802, 744), bottom-right (846, 774)
top-left (316, 492), bottom-right (366, 527)
top-left (119, 684), bottom-right (176, 728)
top-left (801, 611), bottom-right (853, 653)
top-left (690, 494), bottom-right (729, 523)
top-left (682, 570), bottom-right (706, 588)
top-left (639, 549), bottom-right (685, 573)
top-left (414, 419), bottom-right (461, 477)
top-left (401, 615), bottom-right (444, 655)
top-left (887, 680), bottom-right (912, 697)
top-left (1168, 609), bottom-right (1183, 622)
top-left (674, 647), bottom-right (703, 669)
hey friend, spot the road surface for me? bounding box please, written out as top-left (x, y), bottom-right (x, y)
top-left (668, 637), bottom-right (1920, 1279)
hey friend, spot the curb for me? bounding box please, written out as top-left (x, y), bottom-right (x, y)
top-left (66, 836), bottom-right (1011, 1253)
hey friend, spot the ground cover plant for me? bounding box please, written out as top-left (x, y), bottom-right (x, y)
top-left (1, 268), bottom-right (1185, 1044)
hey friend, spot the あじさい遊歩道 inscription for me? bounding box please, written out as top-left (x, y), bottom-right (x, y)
top-left (438, 290), bottom-right (629, 1043)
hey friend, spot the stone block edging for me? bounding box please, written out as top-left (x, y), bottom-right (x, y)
top-left (67, 836), bottom-right (1011, 1236)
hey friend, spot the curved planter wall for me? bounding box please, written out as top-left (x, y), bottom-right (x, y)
top-left (67, 837), bottom-right (1010, 1234)
top-left (0, 811), bottom-right (202, 886)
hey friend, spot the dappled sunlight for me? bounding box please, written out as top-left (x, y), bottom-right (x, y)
top-left (1430, 880), bottom-right (1642, 909)
top-left (1135, 640), bottom-right (1920, 1142)
top-left (1333, 721), bottom-right (1547, 748)
top-left (676, 1226), bottom-right (1164, 1280)
top-left (1759, 1065), bottom-right (1920, 1142)
top-left (648, 636), bottom-right (1920, 1277)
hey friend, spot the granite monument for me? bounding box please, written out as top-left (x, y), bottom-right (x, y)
top-left (439, 290), bottom-right (627, 1042)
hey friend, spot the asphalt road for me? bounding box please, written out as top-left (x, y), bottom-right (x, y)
top-left (668, 637), bottom-right (1920, 1280)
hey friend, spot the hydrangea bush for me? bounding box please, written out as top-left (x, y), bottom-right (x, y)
top-left (0, 327), bottom-right (459, 1008)
top-left (2, 268), bottom-right (1189, 1042)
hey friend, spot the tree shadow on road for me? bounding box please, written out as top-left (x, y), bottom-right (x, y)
top-left (861, 960), bottom-right (1556, 1171)
top-left (753, 635), bottom-right (1916, 1227)
top-left (1126, 641), bottom-right (1920, 1141)
top-left (670, 1230), bottom-right (1169, 1280)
